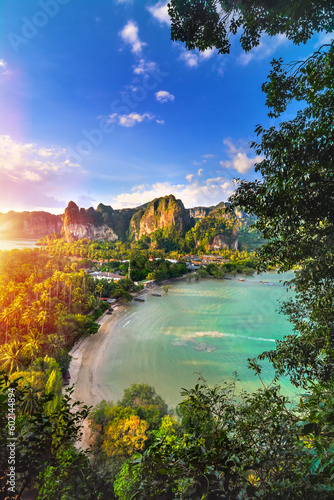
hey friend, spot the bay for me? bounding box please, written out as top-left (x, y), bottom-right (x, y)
top-left (0, 239), bottom-right (38, 251)
top-left (97, 272), bottom-right (297, 408)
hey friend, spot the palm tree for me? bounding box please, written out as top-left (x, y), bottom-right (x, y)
top-left (0, 340), bottom-right (23, 373)
top-left (20, 384), bottom-right (42, 414)
top-left (45, 334), bottom-right (65, 358)
top-left (22, 329), bottom-right (46, 363)
top-left (37, 310), bottom-right (47, 334)
top-left (21, 308), bottom-right (33, 334)
top-left (0, 307), bottom-right (13, 343)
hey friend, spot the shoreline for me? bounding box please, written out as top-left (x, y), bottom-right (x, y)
top-left (67, 304), bottom-right (126, 408)
top-left (67, 281), bottom-right (168, 406)
top-left (67, 305), bottom-right (128, 449)
top-left (67, 284), bottom-right (167, 448)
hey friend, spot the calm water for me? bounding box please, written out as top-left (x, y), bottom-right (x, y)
top-left (97, 272), bottom-right (296, 408)
top-left (0, 239), bottom-right (38, 251)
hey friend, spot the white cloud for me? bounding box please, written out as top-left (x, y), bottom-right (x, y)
top-left (237, 34), bottom-right (289, 66)
top-left (186, 174), bottom-right (194, 182)
top-left (119, 21), bottom-right (146, 54)
top-left (202, 154), bottom-right (215, 159)
top-left (198, 169), bottom-right (203, 176)
top-left (0, 135), bottom-right (84, 212)
top-left (156, 119), bottom-right (165, 125)
top-left (179, 51), bottom-right (199, 68)
top-left (155, 90), bottom-right (175, 103)
top-left (115, 0), bottom-right (133, 3)
top-left (220, 138), bottom-right (263, 174)
top-left (314, 32), bottom-right (334, 48)
top-left (179, 47), bottom-right (217, 68)
top-left (147, 1), bottom-right (170, 25)
top-left (111, 176), bottom-right (235, 209)
top-left (105, 112), bottom-right (155, 127)
top-left (199, 48), bottom-right (216, 60)
top-left (133, 58), bottom-right (157, 75)
top-left (0, 59), bottom-right (10, 77)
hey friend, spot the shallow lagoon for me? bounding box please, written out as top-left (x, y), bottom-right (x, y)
top-left (97, 272), bottom-right (296, 408)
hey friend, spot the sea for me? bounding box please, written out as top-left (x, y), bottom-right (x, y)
top-left (0, 239), bottom-right (38, 251)
top-left (97, 272), bottom-right (297, 408)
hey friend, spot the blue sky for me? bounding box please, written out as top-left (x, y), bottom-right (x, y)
top-left (0, 0), bottom-right (331, 213)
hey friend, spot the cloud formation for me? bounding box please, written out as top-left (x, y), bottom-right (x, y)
top-left (179, 48), bottom-right (216, 68)
top-left (105, 112), bottom-right (156, 127)
top-left (119, 21), bottom-right (146, 54)
top-left (237, 34), bottom-right (289, 66)
top-left (111, 176), bottom-right (235, 209)
top-left (0, 135), bottom-right (83, 212)
top-left (132, 58), bottom-right (157, 75)
top-left (147, 2), bottom-right (170, 25)
top-left (155, 90), bottom-right (175, 103)
top-left (0, 59), bottom-right (10, 77)
top-left (220, 138), bottom-right (263, 174)
top-left (179, 51), bottom-right (199, 68)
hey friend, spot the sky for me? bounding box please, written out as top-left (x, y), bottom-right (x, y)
top-left (0, 0), bottom-right (331, 214)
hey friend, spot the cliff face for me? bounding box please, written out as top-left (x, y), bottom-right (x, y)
top-left (63, 202), bottom-right (118, 241)
top-left (211, 232), bottom-right (238, 251)
top-left (130, 195), bottom-right (191, 240)
top-left (0, 199), bottom-right (242, 248)
top-left (64, 222), bottom-right (118, 241)
top-left (0, 211), bottom-right (62, 238)
top-left (188, 205), bottom-right (216, 221)
top-left (190, 207), bottom-right (239, 251)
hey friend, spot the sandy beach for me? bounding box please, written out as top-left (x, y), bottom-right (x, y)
top-left (68, 305), bottom-right (126, 409)
top-left (66, 282), bottom-right (180, 447)
top-left (67, 305), bottom-right (128, 449)
top-left (67, 282), bottom-right (174, 410)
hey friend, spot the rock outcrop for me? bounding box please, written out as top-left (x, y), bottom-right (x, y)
top-left (0, 199), bottom-right (242, 249)
top-left (63, 202), bottom-right (118, 241)
top-left (189, 207), bottom-right (239, 251)
top-left (129, 195), bottom-right (191, 240)
top-left (188, 206), bottom-right (216, 221)
top-left (0, 211), bottom-right (62, 238)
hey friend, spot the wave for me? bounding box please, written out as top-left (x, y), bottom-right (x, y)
top-left (179, 331), bottom-right (276, 343)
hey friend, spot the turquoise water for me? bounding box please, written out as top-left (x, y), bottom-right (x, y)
top-left (0, 239), bottom-right (38, 251)
top-left (97, 272), bottom-right (296, 408)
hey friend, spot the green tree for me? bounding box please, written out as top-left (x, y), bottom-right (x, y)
top-left (229, 43), bottom-right (334, 386)
top-left (168, 0), bottom-right (334, 54)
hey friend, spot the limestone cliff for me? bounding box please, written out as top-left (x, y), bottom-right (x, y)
top-left (0, 211), bottom-right (62, 238)
top-left (188, 207), bottom-right (239, 251)
top-left (63, 202), bottom-right (118, 241)
top-left (129, 195), bottom-right (191, 240)
top-left (187, 206), bottom-right (214, 222)
top-left (0, 199), bottom-right (243, 249)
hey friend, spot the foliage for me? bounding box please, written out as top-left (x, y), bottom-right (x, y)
top-left (168, 0), bottom-right (334, 54)
top-left (230, 42), bottom-right (334, 386)
top-left (187, 208), bottom-right (239, 253)
top-left (103, 411), bottom-right (149, 458)
top-left (114, 376), bottom-right (334, 499)
top-left (0, 376), bottom-right (90, 499)
top-left (118, 383), bottom-right (168, 426)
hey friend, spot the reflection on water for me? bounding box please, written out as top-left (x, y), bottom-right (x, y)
top-left (0, 239), bottom-right (38, 251)
top-left (98, 272), bottom-right (296, 408)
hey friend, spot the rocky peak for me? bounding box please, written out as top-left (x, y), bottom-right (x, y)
top-left (130, 194), bottom-right (191, 240)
